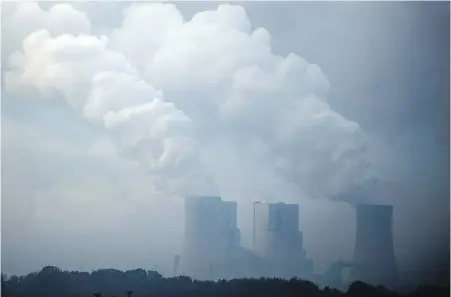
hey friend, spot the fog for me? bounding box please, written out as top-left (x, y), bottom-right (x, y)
top-left (1, 1), bottom-right (449, 287)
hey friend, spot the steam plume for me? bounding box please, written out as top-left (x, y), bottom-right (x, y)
top-left (4, 2), bottom-right (372, 201)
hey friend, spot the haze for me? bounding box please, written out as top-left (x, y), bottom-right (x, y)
top-left (1, 1), bottom-right (449, 289)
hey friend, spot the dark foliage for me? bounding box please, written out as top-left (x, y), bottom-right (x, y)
top-left (1, 266), bottom-right (449, 297)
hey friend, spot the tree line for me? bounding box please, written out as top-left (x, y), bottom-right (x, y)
top-left (1, 266), bottom-right (449, 297)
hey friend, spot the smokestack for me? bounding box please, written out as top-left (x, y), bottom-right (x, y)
top-left (173, 255), bottom-right (180, 276)
top-left (351, 204), bottom-right (398, 287)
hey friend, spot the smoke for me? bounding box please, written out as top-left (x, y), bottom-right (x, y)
top-left (4, 27), bottom-right (216, 196)
top-left (330, 177), bottom-right (380, 204)
top-left (4, 2), bottom-right (372, 201)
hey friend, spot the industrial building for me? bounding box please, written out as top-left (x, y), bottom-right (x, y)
top-left (253, 202), bottom-right (313, 279)
top-left (178, 196), bottom-right (399, 289)
top-left (317, 203), bottom-right (399, 290)
top-left (180, 197), bottom-right (314, 280)
top-left (351, 204), bottom-right (398, 287)
top-left (180, 196), bottom-right (241, 279)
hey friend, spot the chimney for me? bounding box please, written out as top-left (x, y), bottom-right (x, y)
top-left (351, 204), bottom-right (398, 287)
top-left (173, 254), bottom-right (180, 276)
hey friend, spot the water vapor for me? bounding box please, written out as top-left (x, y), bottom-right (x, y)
top-left (4, 2), bottom-right (372, 201)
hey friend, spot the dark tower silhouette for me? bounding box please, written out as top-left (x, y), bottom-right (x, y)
top-left (351, 204), bottom-right (398, 287)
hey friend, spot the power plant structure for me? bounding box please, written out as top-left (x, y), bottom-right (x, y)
top-left (178, 196), bottom-right (399, 289)
top-left (350, 204), bottom-right (398, 287)
top-left (253, 202), bottom-right (313, 279)
top-left (180, 196), bottom-right (241, 279)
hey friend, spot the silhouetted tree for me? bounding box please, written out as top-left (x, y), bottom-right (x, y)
top-left (2, 266), bottom-right (449, 297)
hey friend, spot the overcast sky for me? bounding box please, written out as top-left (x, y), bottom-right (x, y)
top-left (1, 1), bottom-right (449, 286)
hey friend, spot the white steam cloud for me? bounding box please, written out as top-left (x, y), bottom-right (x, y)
top-left (4, 2), bottom-right (372, 201)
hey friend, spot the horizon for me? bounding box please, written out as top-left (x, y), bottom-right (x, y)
top-left (1, 1), bottom-right (449, 290)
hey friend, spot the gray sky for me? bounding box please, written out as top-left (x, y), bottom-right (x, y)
top-left (1, 1), bottom-right (449, 286)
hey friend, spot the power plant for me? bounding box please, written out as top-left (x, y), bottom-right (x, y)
top-left (178, 196), bottom-right (399, 289)
top-left (351, 204), bottom-right (398, 287)
top-left (180, 196), bottom-right (241, 279)
top-left (253, 202), bottom-right (313, 279)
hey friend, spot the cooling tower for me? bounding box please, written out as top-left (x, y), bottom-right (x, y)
top-left (351, 204), bottom-right (398, 287)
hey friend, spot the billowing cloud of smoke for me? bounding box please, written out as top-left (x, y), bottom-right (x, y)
top-left (4, 2), bottom-right (373, 201)
top-left (4, 27), bottom-right (216, 197)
